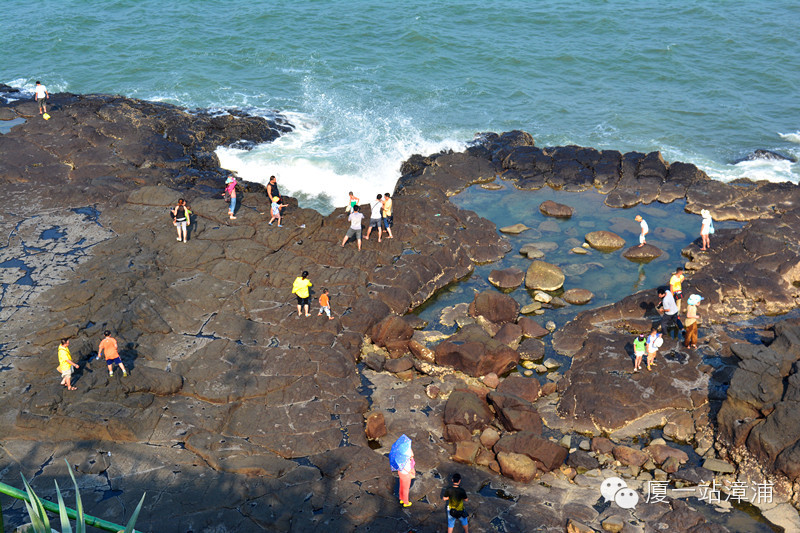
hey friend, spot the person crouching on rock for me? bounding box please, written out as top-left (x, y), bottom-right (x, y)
top-left (291, 271), bottom-right (313, 317)
top-left (171, 198), bottom-right (191, 243)
top-left (57, 338), bottom-right (80, 390)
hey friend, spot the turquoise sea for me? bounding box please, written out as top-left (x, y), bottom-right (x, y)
top-left (3, 1), bottom-right (800, 212)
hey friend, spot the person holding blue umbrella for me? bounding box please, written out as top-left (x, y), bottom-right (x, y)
top-left (390, 434), bottom-right (416, 507)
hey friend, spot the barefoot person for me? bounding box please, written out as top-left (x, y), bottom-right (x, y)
top-left (171, 198), bottom-right (191, 243)
top-left (57, 338), bottom-right (80, 390)
top-left (98, 330), bottom-right (128, 377)
top-left (635, 215), bottom-right (648, 247)
top-left (34, 81), bottom-right (49, 115)
top-left (291, 271), bottom-right (313, 317)
top-left (633, 333), bottom-right (646, 372)
top-left (646, 329), bottom-right (662, 371)
top-left (683, 294), bottom-right (704, 349)
top-left (700, 209), bottom-right (713, 250)
top-left (341, 205), bottom-right (364, 251)
top-left (381, 192), bottom-right (394, 239)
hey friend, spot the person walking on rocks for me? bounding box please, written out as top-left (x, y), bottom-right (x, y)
top-left (57, 338), bottom-right (80, 390)
top-left (268, 196), bottom-right (286, 227)
top-left (224, 175), bottom-right (237, 220)
top-left (390, 434), bottom-right (415, 507)
top-left (657, 286), bottom-right (680, 339)
top-left (635, 215), bottom-right (648, 247)
top-left (646, 328), bottom-right (663, 372)
top-left (633, 333), bottom-right (646, 372)
top-left (34, 81), bottom-right (49, 115)
top-left (381, 192), bottom-right (394, 239)
top-left (683, 294), bottom-right (704, 349)
top-left (365, 194), bottom-right (384, 242)
top-left (171, 198), bottom-right (191, 242)
top-left (669, 267), bottom-right (685, 314)
top-left (443, 472), bottom-right (469, 533)
top-left (292, 271), bottom-right (313, 317)
top-left (700, 209), bottom-right (713, 251)
top-left (97, 330), bottom-right (128, 377)
top-left (341, 204), bottom-right (364, 251)
top-left (318, 288), bottom-right (333, 320)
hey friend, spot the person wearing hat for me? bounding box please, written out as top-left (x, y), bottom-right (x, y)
top-left (684, 294), bottom-right (704, 348)
top-left (268, 196), bottom-right (286, 227)
top-left (700, 209), bottom-right (713, 251)
top-left (224, 175), bottom-right (237, 220)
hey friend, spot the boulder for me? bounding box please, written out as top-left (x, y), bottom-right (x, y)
top-left (453, 441), bottom-right (481, 464)
top-left (443, 390), bottom-right (494, 432)
top-left (494, 322), bottom-right (523, 348)
top-left (488, 267), bottom-right (525, 290)
top-left (496, 451), bottom-right (538, 482)
top-left (539, 200), bottom-right (574, 218)
top-left (646, 444), bottom-right (689, 466)
top-left (612, 445), bottom-right (648, 467)
top-left (494, 431), bottom-right (568, 471)
top-left (518, 338), bottom-right (545, 361)
top-left (368, 314), bottom-right (413, 350)
top-left (497, 374), bottom-right (540, 403)
top-left (563, 288), bottom-right (593, 305)
top-left (468, 290), bottom-right (520, 324)
top-left (499, 223), bottom-right (530, 234)
top-left (622, 243), bottom-right (663, 262)
top-left (584, 230), bottom-right (625, 251)
top-left (525, 261), bottom-right (565, 291)
top-left (518, 316), bottom-right (549, 338)
top-left (435, 324), bottom-right (520, 377)
top-left (365, 412), bottom-right (387, 440)
top-left (488, 391), bottom-right (543, 433)
top-left (480, 427), bottom-right (501, 448)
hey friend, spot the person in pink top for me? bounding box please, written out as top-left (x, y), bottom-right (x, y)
top-left (224, 175), bottom-right (237, 220)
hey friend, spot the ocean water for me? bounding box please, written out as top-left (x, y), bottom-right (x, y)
top-left (3, 1), bottom-right (800, 213)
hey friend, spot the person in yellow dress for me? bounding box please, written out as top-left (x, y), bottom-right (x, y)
top-left (291, 270), bottom-right (313, 317)
top-left (57, 338), bottom-right (80, 390)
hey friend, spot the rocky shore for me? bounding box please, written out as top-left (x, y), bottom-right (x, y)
top-left (2, 88), bottom-right (800, 532)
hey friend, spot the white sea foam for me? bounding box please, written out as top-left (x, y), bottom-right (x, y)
top-left (779, 131), bottom-right (800, 144)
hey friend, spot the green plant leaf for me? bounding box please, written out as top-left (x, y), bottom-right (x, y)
top-left (21, 473), bottom-right (50, 533)
top-left (65, 459), bottom-right (86, 533)
top-left (123, 493), bottom-right (146, 533)
top-left (0, 493), bottom-right (5, 533)
top-left (55, 480), bottom-right (73, 533)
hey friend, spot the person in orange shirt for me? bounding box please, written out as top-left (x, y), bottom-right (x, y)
top-left (317, 288), bottom-right (334, 320)
top-left (97, 330), bottom-right (128, 377)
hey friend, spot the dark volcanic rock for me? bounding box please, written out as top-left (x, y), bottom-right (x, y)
top-left (468, 290), bottom-right (520, 324)
top-left (488, 267), bottom-right (525, 290)
top-left (444, 390), bottom-right (494, 432)
top-left (493, 431), bottom-right (568, 472)
top-left (435, 324), bottom-right (520, 377)
top-left (622, 243), bottom-right (663, 262)
top-left (539, 200), bottom-right (574, 218)
top-left (584, 230), bottom-right (626, 251)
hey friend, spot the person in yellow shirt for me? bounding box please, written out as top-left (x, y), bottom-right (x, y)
top-left (291, 270), bottom-right (313, 317)
top-left (669, 267), bottom-right (685, 314)
top-left (381, 192), bottom-right (394, 239)
top-left (57, 338), bottom-right (80, 390)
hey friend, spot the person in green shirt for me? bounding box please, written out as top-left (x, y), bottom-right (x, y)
top-left (633, 333), bottom-right (646, 372)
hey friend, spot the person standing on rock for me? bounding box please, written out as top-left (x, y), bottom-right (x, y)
top-left (57, 338), bottom-right (80, 390)
top-left (683, 294), bottom-right (704, 349)
top-left (700, 209), bottom-right (713, 251)
top-left (317, 288), bottom-right (333, 320)
top-left (657, 286), bottom-right (680, 339)
top-left (443, 472), bottom-right (469, 533)
top-left (34, 81), bottom-right (49, 115)
top-left (635, 215), bottom-right (648, 247)
top-left (633, 333), bottom-right (646, 372)
top-left (291, 271), bottom-right (313, 317)
top-left (266, 175), bottom-right (281, 204)
top-left (341, 204), bottom-right (364, 251)
top-left (381, 192), bottom-right (394, 239)
top-left (669, 267), bottom-right (685, 314)
top-left (646, 328), bottom-right (662, 371)
top-left (268, 196), bottom-right (286, 227)
top-left (390, 435), bottom-right (415, 507)
top-left (364, 194), bottom-right (384, 242)
top-left (224, 175), bottom-right (237, 220)
top-left (171, 198), bottom-right (191, 243)
top-left (97, 330), bottom-right (128, 377)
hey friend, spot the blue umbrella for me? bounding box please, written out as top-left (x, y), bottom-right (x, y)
top-left (389, 434), bottom-right (412, 471)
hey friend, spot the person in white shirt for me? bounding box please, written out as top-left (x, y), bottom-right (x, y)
top-left (635, 214), bottom-right (648, 247)
top-left (364, 194), bottom-right (384, 243)
top-left (34, 81), bottom-right (49, 115)
top-left (341, 205), bottom-right (364, 251)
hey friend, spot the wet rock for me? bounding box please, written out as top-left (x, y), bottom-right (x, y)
top-left (563, 288), bottom-right (593, 305)
top-left (499, 223), bottom-right (530, 234)
top-left (570, 247), bottom-right (588, 254)
top-left (520, 243), bottom-right (546, 259)
top-left (468, 290), bottom-right (520, 324)
top-left (520, 301), bottom-right (543, 314)
top-left (622, 243), bottom-right (663, 262)
top-left (494, 322), bottom-right (523, 348)
top-left (539, 200), bottom-right (574, 218)
top-left (440, 302), bottom-right (470, 327)
top-left (518, 338), bottom-right (545, 361)
top-left (525, 260), bottom-right (566, 291)
top-left (533, 290), bottom-right (553, 303)
top-left (585, 230), bottom-right (626, 251)
top-left (407, 339), bottom-right (435, 363)
top-left (524, 241), bottom-right (559, 253)
top-left (443, 389), bottom-right (494, 432)
top-left (488, 267), bottom-right (525, 290)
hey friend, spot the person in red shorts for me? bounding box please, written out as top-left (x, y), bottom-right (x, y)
top-left (97, 330), bottom-right (128, 377)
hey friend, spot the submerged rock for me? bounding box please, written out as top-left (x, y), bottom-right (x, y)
top-left (525, 260), bottom-right (565, 291)
top-left (622, 243), bottom-right (663, 262)
top-left (539, 200), bottom-right (574, 218)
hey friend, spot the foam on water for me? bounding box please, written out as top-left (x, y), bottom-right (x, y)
top-left (779, 131), bottom-right (800, 144)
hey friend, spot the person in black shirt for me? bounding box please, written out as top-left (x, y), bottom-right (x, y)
top-left (443, 472), bottom-right (469, 532)
top-left (266, 175), bottom-right (281, 203)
